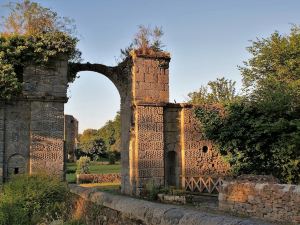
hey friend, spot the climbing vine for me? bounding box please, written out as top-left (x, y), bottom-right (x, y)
top-left (0, 32), bottom-right (80, 100)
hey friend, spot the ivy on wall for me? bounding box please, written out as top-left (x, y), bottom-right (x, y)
top-left (0, 32), bottom-right (80, 100)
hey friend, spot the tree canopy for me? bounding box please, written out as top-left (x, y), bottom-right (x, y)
top-left (187, 77), bottom-right (238, 105)
top-left (1, 0), bottom-right (76, 36)
top-left (77, 112), bottom-right (121, 161)
top-left (194, 26), bottom-right (300, 184)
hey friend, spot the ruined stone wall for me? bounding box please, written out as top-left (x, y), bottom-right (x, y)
top-left (23, 60), bottom-right (68, 179)
top-left (181, 107), bottom-right (230, 178)
top-left (30, 101), bottom-right (65, 178)
top-left (131, 52), bottom-right (170, 104)
top-left (0, 59), bottom-right (68, 182)
top-left (133, 105), bottom-right (165, 194)
top-left (130, 52), bottom-right (170, 195)
top-left (3, 101), bottom-right (30, 180)
top-left (71, 185), bottom-right (270, 225)
top-left (219, 179), bottom-right (300, 224)
top-left (164, 105), bottom-right (182, 188)
top-left (163, 104), bottom-right (230, 189)
top-left (64, 115), bottom-right (78, 162)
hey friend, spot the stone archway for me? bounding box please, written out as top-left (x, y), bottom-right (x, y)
top-left (69, 61), bottom-right (132, 194)
top-left (69, 51), bottom-right (171, 195)
top-left (0, 50), bottom-right (231, 196)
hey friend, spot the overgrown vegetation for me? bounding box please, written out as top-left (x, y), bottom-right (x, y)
top-left (0, 0), bottom-right (81, 100)
top-left (188, 77), bottom-right (238, 105)
top-left (118, 25), bottom-right (165, 62)
top-left (0, 174), bottom-right (72, 225)
top-left (192, 26), bottom-right (300, 184)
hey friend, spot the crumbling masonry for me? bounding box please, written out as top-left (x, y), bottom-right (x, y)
top-left (0, 51), bottom-right (229, 195)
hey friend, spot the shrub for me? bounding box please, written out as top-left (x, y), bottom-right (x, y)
top-left (108, 152), bottom-right (116, 165)
top-left (76, 157), bottom-right (90, 174)
top-left (143, 180), bottom-right (162, 200)
top-left (0, 174), bottom-right (71, 225)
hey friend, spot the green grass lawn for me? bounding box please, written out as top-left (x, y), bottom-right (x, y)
top-left (66, 161), bottom-right (121, 183)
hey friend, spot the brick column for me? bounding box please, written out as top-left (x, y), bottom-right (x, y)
top-left (23, 59), bottom-right (68, 179)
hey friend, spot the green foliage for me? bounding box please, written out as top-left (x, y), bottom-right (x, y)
top-left (240, 25), bottom-right (300, 96)
top-left (78, 112), bottom-right (121, 160)
top-left (0, 174), bottom-right (71, 225)
top-left (76, 156), bottom-right (90, 174)
top-left (97, 112), bottom-right (121, 153)
top-left (194, 26), bottom-right (300, 184)
top-left (0, 0), bottom-right (81, 100)
top-left (0, 63), bottom-right (21, 100)
top-left (144, 180), bottom-right (161, 200)
top-left (187, 77), bottom-right (238, 105)
top-left (118, 25), bottom-right (164, 61)
top-left (1, 0), bottom-right (77, 36)
top-left (108, 151), bottom-right (116, 165)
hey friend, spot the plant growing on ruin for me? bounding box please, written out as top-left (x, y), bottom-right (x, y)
top-left (118, 25), bottom-right (165, 62)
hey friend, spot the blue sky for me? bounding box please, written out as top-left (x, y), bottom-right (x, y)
top-left (1, 0), bottom-right (300, 132)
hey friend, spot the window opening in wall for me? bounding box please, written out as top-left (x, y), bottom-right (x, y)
top-left (14, 168), bottom-right (19, 174)
top-left (202, 146), bottom-right (208, 153)
top-left (212, 163), bottom-right (214, 168)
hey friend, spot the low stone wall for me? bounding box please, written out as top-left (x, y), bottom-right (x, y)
top-left (219, 178), bottom-right (300, 224)
top-left (70, 185), bottom-right (274, 225)
top-left (76, 173), bottom-right (121, 184)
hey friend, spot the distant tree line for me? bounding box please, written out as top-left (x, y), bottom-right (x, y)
top-left (76, 112), bottom-right (121, 164)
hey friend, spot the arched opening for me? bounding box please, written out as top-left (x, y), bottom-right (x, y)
top-left (166, 151), bottom-right (178, 187)
top-left (7, 154), bottom-right (27, 178)
top-left (65, 71), bottom-right (125, 192)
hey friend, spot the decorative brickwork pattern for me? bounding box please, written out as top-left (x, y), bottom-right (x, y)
top-left (219, 178), bottom-right (300, 224)
top-left (135, 106), bottom-right (165, 193)
top-left (182, 107), bottom-right (230, 177)
top-left (30, 102), bottom-right (65, 178)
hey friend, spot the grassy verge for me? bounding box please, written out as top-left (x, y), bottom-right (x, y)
top-left (66, 161), bottom-right (121, 183)
top-left (80, 182), bottom-right (121, 193)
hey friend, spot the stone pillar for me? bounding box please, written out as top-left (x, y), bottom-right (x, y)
top-left (64, 115), bottom-right (79, 162)
top-left (130, 51), bottom-right (170, 195)
top-left (23, 59), bottom-right (68, 179)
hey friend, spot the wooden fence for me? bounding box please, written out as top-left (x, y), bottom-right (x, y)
top-left (182, 176), bottom-right (224, 194)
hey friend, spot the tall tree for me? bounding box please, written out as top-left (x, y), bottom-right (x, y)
top-left (188, 77), bottom-right (237, 105)
top-left (195, 26), bottom-right (300, 184)
top-left (1, 0), bottom-right (76, 36)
